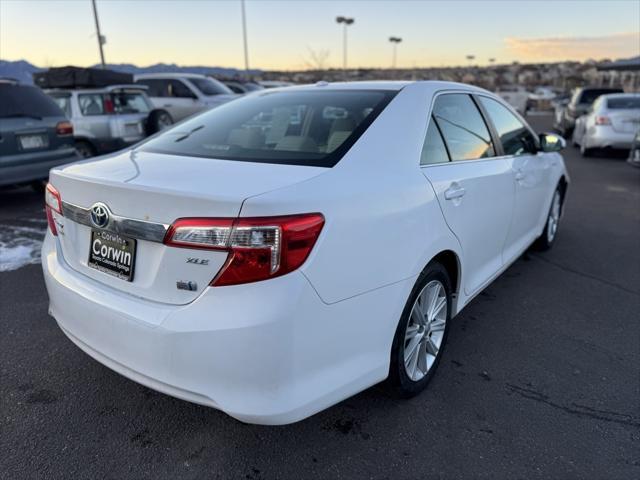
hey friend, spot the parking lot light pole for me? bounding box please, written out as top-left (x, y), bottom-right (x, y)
top-left (389, 37), bottom-right (402, 68)
top-left (336, 16), bottom-right (354, 70)
top-left (241, 0), bottom-right (250, 72)
top-left (91, 0), bottom-right (106, 68)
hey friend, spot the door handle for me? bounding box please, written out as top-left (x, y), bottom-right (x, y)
top-left (515, 170), bottom-right (525, 181)
top-left (444, 184), bottom-right (466, 200)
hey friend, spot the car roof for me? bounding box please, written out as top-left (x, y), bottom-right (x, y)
top-left (45, 84), bottom-right (148, 94)
top-left (262, 80), bottom-right (486, 93)
top-left (134, 72), bottom-right (209, 80)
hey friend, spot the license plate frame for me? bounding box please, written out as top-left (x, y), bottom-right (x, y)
top-left (87, 229), bottom-right (137, 282)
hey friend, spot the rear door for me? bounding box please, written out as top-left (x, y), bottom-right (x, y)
top-left (421, 93), bottom-right (515, 295)
top-left (136, 79), bottom-right (198, 121)
top-left (477, 95), bottom-right (552, 261)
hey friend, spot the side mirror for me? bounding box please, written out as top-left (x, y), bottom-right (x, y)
top-left (539, 132), bottom-right (566, 152)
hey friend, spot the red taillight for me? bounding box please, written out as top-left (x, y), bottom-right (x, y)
top-left (103, 97), bottom-right (114, 114)
top-left (55, 121), bottom-right (73, 136)
top-left (595, 115), bottom-right (611, 126)
top-left (164, 213), bottom-right (325, 286)
top-left (45, 183), bottom-right (62, 236)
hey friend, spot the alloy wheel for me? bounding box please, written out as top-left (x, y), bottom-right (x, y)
top-left (547, 190), bottom-right (561, 243)
top-left (403, 280), bottom-right (448, 382)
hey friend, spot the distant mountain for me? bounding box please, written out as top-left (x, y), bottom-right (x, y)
top-left (0, 60), bottom-right (43, 84)
top-left (0, 60), bottom-right (262, 84)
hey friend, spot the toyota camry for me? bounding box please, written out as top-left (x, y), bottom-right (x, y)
top-left (42, 81), bottom-right (568, 424)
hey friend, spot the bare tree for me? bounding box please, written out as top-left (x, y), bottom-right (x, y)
top-left (305, 47), bottom-right (331, 71)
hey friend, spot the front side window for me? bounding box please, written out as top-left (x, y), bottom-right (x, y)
top-left (78, 93), bottom-right (104, 116)
top-left (478, 96), bottom-right (537, 156)
top-left (420, 118), bottom-right (450, 165)
top-left (432, 94), bottom-right (494, 161)
top-left (139, 89), bottom-right (395, 167)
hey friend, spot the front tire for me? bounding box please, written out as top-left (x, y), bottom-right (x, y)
top-left (534, 187), bottom-right (562, 251)
top-left (389, 262), bottom-right (452, 398)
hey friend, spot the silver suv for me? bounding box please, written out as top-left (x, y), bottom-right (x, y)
top-left (46, 85), bottom-right (172, 158)
top-left (134, 73), bottom-right (238, 122)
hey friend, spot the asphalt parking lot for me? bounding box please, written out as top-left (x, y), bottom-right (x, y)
top-left (1, 114), bottom-right (638, 479)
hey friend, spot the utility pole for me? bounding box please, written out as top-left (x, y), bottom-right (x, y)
top-left (336, 16), bottom-right (354, 70)
top-left (389, 37), bottom-right (402, 68)
top-left (240, 0), bottom-right (250, 72)
top-left (91, 0), bottom-right (106, 68)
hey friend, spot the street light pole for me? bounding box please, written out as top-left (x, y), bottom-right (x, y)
top-left (336, 16), bottom-right (354, 70)
top-left (389, 37), bottom-right (402, 68)
top-left (91, 0), bottom-right (106, 68)
top-left (240, 0), bottom-right (250, 72)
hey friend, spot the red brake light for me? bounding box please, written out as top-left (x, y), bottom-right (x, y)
top-left (103, 97), bottom-right (115, 114)
top-left (45, 183), bottom-right (62, 236)
top-left (595, 116), bottom-right (611, 126)
top-left (164, 213), bottom-right (325, 286)
top-left (55, 121), bottom-right (73, 136)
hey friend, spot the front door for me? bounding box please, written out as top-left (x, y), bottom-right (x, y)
top-left (423, 93), bottom-right (515, 295)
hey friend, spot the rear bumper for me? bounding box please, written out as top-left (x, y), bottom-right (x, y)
top-left (584, 128), bottom-right (635, 150)
top-left (0, 148), bottom-right (78, 186)
top-left (42, 232), bottom-right (410, 424)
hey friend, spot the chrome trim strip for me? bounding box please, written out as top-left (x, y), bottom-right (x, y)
top-left (61, 201), bottom-right (169, 243)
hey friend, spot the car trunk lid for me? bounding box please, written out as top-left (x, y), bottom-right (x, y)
top-left (608, 110), bottom-right (640, 133)
top-left (49, 149), bottom-right (327, 305)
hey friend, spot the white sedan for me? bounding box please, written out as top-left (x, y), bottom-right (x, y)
top-left (573, 93), bottom-right (640, 157)
top-left (42, 81), bottom-right (568, 425)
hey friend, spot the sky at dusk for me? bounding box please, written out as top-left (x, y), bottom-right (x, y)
top-left (1, 0), bottom-right (639, 70)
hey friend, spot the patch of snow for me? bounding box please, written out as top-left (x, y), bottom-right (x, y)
top-left (0, 223), bottom-right (46, 272)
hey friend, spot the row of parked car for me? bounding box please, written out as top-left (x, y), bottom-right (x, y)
top-left (0, 67), bottom-right (295, 190)
top-left (550, 86), bottom-right (640, 165)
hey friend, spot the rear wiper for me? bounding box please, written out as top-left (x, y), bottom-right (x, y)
top-left (0, 113), bottom-right (43, 120)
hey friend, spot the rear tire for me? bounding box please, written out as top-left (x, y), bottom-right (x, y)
top-left (388, 262), bottom-right (452, 398)
top-left (75, 140), bottom-right (95, 159)
top-left (580, 142), bottom-right (593, 157)
top-left (146, 109), bottom-right (173, 135)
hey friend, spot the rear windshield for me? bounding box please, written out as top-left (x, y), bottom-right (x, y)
top-left (0, 84), bottom-right (65, 118)
top-left (139, 89), bottom-right (396, 167)
top-left (111, 91), bottom-right (151, 114)
top-left (607, 97), bottom-right (640, 110)
top-left (579, 89), bottom-right (623, 104)
top-left (188, 77), bottom-right (233, 96)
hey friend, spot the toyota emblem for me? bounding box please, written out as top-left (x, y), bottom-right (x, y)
top-left (90, 203), bottom-right (110, 229)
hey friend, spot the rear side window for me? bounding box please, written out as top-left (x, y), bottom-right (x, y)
top-left (136, 79), bottom-right (165, 97)
top-left (78, 93), bottom-right (104, 116)
top-left (478, 96), bottom-right (538, 156)
top-left (0, 84), bottom-right (64, 118)
top-left (420, 118), bottom-right (450, 165)
top-left (139, 89), bottom-right (396, 167)
top-left (607, 97), bottom-right (640, 109)
top-left (432, 94), bottom-right (495, 161)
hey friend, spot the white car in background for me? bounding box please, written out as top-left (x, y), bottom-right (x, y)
top-left (573, 93), bottom-right (640, 157)
top-left (134, 73), bottom-right (237, 122)
top-left (495, 85), bottom-right (529, 114)
top-left (42, 81), bottom-right (568, 425)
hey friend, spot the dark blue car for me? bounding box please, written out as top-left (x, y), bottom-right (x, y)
top-left (0, 80), bottom-right (78, 189)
